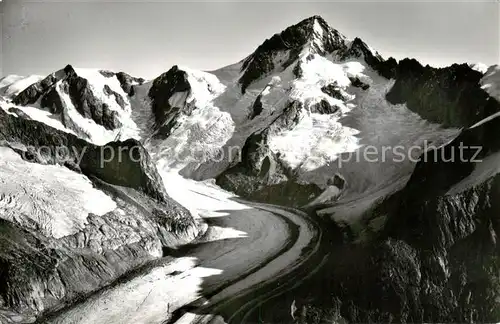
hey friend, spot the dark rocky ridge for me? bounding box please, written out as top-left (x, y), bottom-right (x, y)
top-left (217, 101), bottom-right (323, 207)
top-left (250, 93), bottom-right (264, 119)
top-left (13, 74), bottom-right (59, 107)
top-left (99, 70), bottom-right (145, 97)
top-left (309, 99), bottom-right (340, 114)
top-left (321, 83), bottom-right (347, 101)
top-left (0, 107), bottom-right (167, 202)
top-left (148, 65), bottom-right (195, 139)
top-left (12, 65), bottom-right (129, 132)
top-left (239, 15), bottom-right (347, 94)
top-left (340, 37), bottom-right (398, 79)
top-left (386, 59), bottom-right (497, 128)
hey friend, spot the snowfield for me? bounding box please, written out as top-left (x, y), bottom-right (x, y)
top-left (0, 146), bottom-right (116, 239)
top-left (311, 79), bottom-right (459, 223)
top-left (481, 65), bottom-right (500, 102)
top-left (0, 74), bottom-right (44, 97)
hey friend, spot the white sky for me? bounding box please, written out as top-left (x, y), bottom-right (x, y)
top-left (1, 0), bottom-right (499, 79)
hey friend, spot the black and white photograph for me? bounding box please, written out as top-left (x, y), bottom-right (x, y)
top-left (0, 0), bottom-right (499, 323)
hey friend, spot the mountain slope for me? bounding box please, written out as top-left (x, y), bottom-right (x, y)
top-left (141, 16), bottom-right (459, 208)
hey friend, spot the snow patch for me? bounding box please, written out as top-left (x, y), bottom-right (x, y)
top-left (480, 65), bottom-right (500, 103)
top-left (160, 171), bottom-right (251, 219)
top-left (448, 151), bottom-right (500, 195)
top-left (470, 62), bottom-right (489, 74)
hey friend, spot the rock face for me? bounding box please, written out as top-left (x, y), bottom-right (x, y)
top-left (217, 103), bottom-right (323, 207)
top-left (148, 65), bottom-right (195, 139)
top-left (386, 59), bottom-right (497, 128)
top-left (250, 94), bottom-right (264, 119)
top-left (12, 74), bottom-right (59, 107)
top-left (294, 108), bottom-right (500, 323)
top-left (0, 109), bottom-right (198, 320)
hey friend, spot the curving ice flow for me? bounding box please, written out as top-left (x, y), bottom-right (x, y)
top-left (45, 171), bottom-right (318, 324)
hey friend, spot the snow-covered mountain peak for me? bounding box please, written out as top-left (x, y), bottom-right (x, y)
top-left (238, 15), bottom-right (349, 94)
top-left (0, 65), bottom-right (146, 145)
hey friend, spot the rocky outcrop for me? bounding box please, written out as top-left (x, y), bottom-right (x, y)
top-left (0, 108), bottom-right (167, 202)
top-left (148, 66), bottom-right (195, 139)
top-left (13, 74), bottom-right (59, 106)
top-left (321, 83), bottom-right (347, 101)
top-left (349, 76), bottom-right (370, 90)
top-left (40, 86), bottom-right (65, 114)
top-left (250, 94), bottom-right (264, 119)
top-left (309, 99), bottom-right (340, 114)
top-left (386, 59), bottom-right (499, 128)
top-left (64, 66), bottom-right (122, 130)
top-left (217, 108), bottom-right (323, 208)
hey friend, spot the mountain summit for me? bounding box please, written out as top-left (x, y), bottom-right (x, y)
top-left (239, 15), bottom-right (348, 93)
